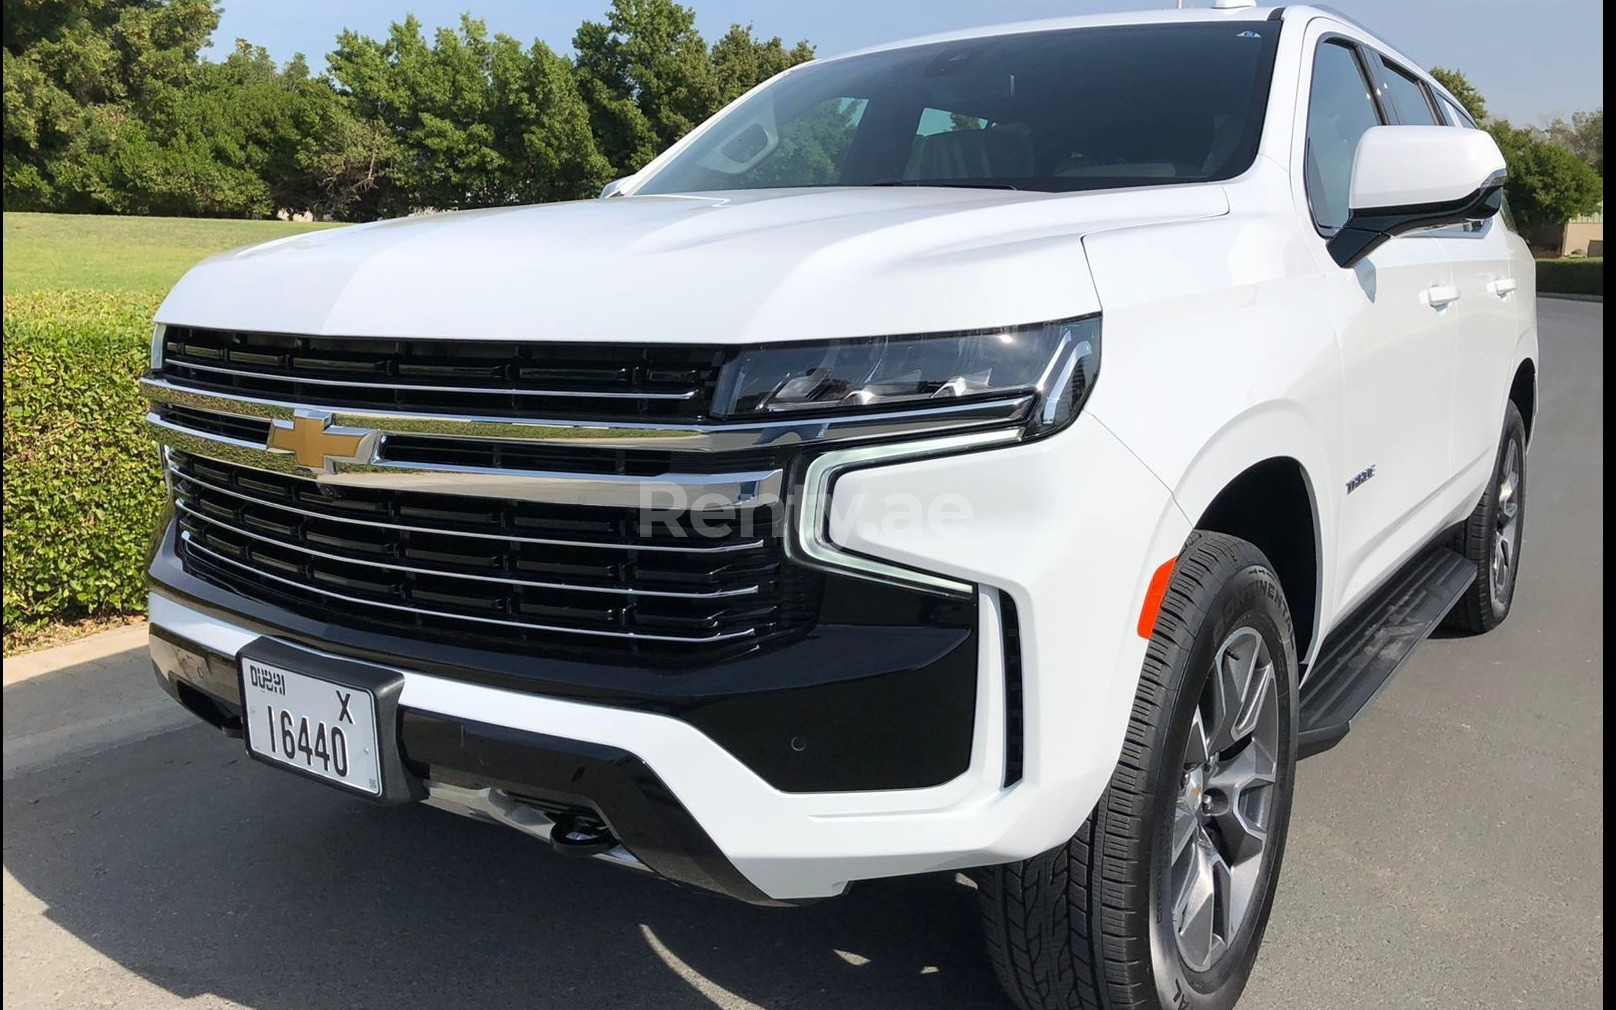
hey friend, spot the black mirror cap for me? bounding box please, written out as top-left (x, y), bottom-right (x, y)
top-left (1327, 173), bottom-right (1506, 268)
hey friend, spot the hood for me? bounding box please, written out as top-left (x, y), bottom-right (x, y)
top-left (158, 186), bottom-right (1228, 343)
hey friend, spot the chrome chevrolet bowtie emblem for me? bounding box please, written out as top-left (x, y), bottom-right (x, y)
top-left (266, 412), bottom-right (374, 472)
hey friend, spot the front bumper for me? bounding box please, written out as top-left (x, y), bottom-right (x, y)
top-left (148, 412), bottom-right (1189, 902)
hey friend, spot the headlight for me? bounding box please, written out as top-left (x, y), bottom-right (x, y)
top-left (710, 315), bottom-right (1100, 437)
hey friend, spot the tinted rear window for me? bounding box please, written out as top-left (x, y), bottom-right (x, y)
top-left (638, 23), bottom-right (1281, 195)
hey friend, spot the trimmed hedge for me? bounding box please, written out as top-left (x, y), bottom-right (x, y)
top-left (1537, 257), bottom-right (1604, 297)
top-left (3, 292), bottom-right (167, 633)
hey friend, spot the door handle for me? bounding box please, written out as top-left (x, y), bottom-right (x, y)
top-left (1424, 284), bottom-right (1462, 308)
top-left (1487, 277), bottom-right (1519, 299)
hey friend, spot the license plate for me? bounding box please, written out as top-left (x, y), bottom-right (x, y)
top-left (240, 656), bottom-right (383, 796)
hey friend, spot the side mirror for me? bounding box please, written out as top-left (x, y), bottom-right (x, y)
top-left (1328, 126), bottom-right (1507, 267)
top-left (599, 177), bottom-right (633, 199)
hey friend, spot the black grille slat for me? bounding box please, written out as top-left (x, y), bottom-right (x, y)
top-left (168, 452), bottom-right (813, 661)
top-left (159, 327), bottom-right (727, 422)
top-left (154, 404), bottom-right (272, 443)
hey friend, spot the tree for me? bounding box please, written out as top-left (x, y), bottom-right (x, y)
top-left (327, 14), bottom-right (613, 217)
top-left (1487, 120), bottom-right (1604, 230)
top-left (3, 0), bottom-right (221, 209)
top-left (1544, 108), bottom-right (1602, 177)
top-left (500, 41), bottom-right (615, 203)
top-left (3, 0), bottom-right (818, 218)
top-left (709, 23), bottom-right (812, 105)
top-left (572, 0), bottom-right (720, 174)
top-left (292, 93), bottom-right (395, 221)
top-left (1430, 66), bottom-right (1487, 123)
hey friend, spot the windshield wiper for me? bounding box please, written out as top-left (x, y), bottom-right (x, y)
top-left (870, 180), bottom-right (1020, 191)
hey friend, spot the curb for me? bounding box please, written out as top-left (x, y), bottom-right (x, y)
top-left (1539, 292), bottom-right (1603, 303)
top-left (2, 623), bottom-right (150, 686)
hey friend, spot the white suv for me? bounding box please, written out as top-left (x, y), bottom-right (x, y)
top-left (142, 5), bottom-right (1535, 1008)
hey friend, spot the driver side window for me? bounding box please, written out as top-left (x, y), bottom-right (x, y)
top-left (1304, 41), bottom-right (1386, 233)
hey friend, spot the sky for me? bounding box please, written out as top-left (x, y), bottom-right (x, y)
top-left (209, 0), bottom-right (1603, 126)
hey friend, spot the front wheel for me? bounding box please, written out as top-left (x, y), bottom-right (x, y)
top-left (980, 532), bottom-right (1298, 1010)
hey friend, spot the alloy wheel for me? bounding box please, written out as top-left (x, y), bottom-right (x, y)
top-left (1169, 626), bottom-right (1281, 972)
top-left (1491, 439), bottom-right (1522, 606)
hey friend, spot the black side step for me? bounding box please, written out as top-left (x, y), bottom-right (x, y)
top-left (1297, 548), bottom-right (1476, 758)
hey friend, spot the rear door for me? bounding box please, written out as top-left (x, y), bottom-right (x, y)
top-left (1301, 34), bottom-right (1458, 610)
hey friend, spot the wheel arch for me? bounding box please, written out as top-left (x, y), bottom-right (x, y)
top-left (1163, 402), bottom-right (1331, 665)
top-left (1509, 357), bottom-right (1537, 447)
top-left (1189, 457), bottom-right (1322, 662)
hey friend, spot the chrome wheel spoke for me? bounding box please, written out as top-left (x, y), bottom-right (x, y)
top-left (1497, 477), bottom-right (1518, 522)
top-left (1207, 742), bottom-right (1276, 863)
top-left (1172, 828), bottom-right (1221, 970)
top-left (1230, 656), bottom-right (1276, 742)
top-left (1173, 796), bottom-right (1201, 860)
top-left (1183, 706), bottom-right (1211, 767)
top-left (1206, 630), bottom-right (1260, 754)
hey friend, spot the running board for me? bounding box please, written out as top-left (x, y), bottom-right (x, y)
top-left (1297, 548), bottom-right (1475, 758)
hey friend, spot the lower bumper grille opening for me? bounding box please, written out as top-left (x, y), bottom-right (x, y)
top-left (168, 451), bottom-right (821, 663)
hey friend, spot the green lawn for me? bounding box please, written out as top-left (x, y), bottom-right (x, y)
top-left (2, 211), bottom-right (337, 294)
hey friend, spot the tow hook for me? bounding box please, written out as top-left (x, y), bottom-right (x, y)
top-left (550, 813), bottom-right (617, 857)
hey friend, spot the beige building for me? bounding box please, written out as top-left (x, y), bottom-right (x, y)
top-left (1553, 205), bottom-right (1604, 258)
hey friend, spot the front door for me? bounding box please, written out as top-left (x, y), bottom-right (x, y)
top-left (1301, 35), bottom-right (1458, 611)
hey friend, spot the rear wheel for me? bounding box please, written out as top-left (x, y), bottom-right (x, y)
top-left (980, 532), bottom-right (1297, 1010)
top-left (1444, 402), bottom-right (1527, 634)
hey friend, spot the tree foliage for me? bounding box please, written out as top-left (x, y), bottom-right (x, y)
top-left (1487, 120), bottom-right (1603, 230)
top-left (3, 0), bottom-right (221, 210)
top-left (1430, 66), bottom-right (1487, 123)
top-left (4, 0), bottom-right (813, 219)
top-left (326, 15), bottom-right (613, 217)
top-left (710, 22), bottom-right (814, 105)
top-left (1543, 108), bottom-right (1602, 177)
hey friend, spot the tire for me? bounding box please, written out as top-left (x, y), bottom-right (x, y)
top-left (980, 532), bottom-right (1298, 1010)
top-left (1443, 402), bottom-right (1527, 635)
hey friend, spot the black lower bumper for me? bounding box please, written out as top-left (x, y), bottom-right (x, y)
top-left (150, 626), bottom-right (781, 904)
top-left (149, 520), bottom-right (979, 794)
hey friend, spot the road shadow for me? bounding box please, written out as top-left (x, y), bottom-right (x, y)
top-left (4, 701), bottom-right (1008, 1010)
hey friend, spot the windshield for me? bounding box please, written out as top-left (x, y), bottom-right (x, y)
top-left (636, 22), bottom-right (1280, 196)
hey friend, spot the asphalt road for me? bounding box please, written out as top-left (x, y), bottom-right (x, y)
top-left (4, 298), bottom-right (1603, 1010)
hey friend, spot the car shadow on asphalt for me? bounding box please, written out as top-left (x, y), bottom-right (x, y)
top-left (3, 678), bottom-right (1009, 1010)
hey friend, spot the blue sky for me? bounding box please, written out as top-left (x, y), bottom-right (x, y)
top-left (210, 0), bottom-right (1603, 126)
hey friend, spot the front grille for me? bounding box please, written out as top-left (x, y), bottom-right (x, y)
top-left (167, 452), bottom-right (818, 662)
top-left (153, 403), bottom-right (788, 476)
top-left (156, 403), bottom-right (273, 443)
top-left (159, 327), bottom-right (727, 422)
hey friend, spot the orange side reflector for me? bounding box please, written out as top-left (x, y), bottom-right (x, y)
top-left (1137, 558), bottom-right (1177, 639)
